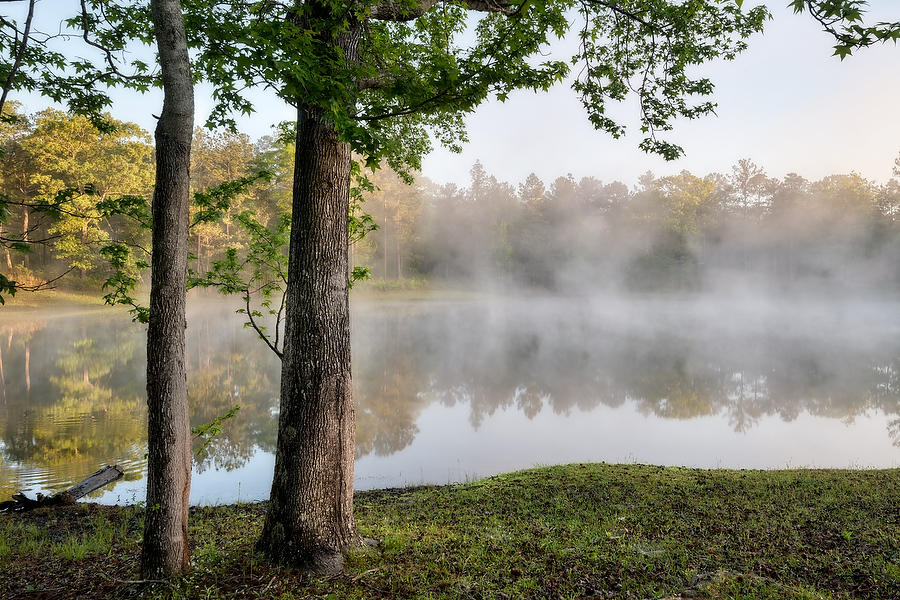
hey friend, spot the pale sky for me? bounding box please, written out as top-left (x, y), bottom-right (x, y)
top-left (15, 1), bottom-right (900, 187)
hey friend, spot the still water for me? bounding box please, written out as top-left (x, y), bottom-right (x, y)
top-left (1, 295), bottom-right (899, 505)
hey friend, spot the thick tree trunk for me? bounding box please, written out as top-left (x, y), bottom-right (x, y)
top-left (141, 0), bottom-right (194, 579)
top-left (256, 99), bottom-right (360, 572)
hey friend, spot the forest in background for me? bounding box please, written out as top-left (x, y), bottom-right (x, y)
top-left (3, 104), bottom-right (900, 298)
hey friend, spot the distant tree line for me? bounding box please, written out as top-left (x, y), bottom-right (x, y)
top-left (0, 105), bottom-right (291, 295)
top-left (3, 105), bottom-right (900, 296)
top-left (408, 159), bottom-right (900, 294)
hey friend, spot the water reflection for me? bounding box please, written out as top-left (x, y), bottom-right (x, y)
top-left (0, 315), bottom-right (146, 500)
top-left (1, 297), bottom-right (898, 504)
top-left (355, 299), bottom-right (900, 444)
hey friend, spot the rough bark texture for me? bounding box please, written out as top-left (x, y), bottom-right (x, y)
top-left (141, 0), bottom-right (194, 579)
top-left (256, 101), bottom-right (359, 573)
top-left (256, 25), bottom-right (362, 573)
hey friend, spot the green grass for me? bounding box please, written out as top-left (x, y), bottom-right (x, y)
top-left (2, 464), bottom-right (898, 599)
top-left (0, 288), bottom-right (109, 310)
top-left (0, 504), bottom-right (143, 564)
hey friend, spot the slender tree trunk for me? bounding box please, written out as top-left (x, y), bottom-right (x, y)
top-left (141, 0), bottom-right (194, 579)
top-left (0, 342), bottom-right (6, 403)
top-left (396, 208), bottom-right (402, 280)
top-left (0, 0), bottom-right (35, 113)
top-left (21, 208), bottom-right (28, 269)
top-left (1, 223), bottom-right (10, 272)
top-left (256, 76), bottom-right (361, 573)
top-left (383, 196), bottom-right (388, 279)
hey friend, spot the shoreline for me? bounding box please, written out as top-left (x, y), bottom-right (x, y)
top-left (2, 463), bottom-right (898, 599)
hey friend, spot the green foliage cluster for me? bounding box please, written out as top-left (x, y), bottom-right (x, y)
top-left (149, 0), bottom-right (769, 167)
top-left (0, 107), bottom-right (383, 351)
top-left (0, 0), bottom-right (156, 133)
top-left (191, 405), bottom-right (241, 458)
top-left (789, 0), bottom-right (900, 59)
top-left (0, 106), bottom-right (154, 303)
top-left (2, 1), bottom-right (897, 168)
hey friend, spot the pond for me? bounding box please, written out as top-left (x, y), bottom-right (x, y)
top-left (1, 294), bottom-right (899, 505)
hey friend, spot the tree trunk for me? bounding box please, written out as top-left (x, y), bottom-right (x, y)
top-left (1, 222), bottom-right (11, 273)
top-left (383, 196), bottom-right (388, 278)
top-left (396, 208), bottom-right (402, 279)
top-left (0, 342), bottom-right (6, 403)
top-left (21, 208), bottom-right (28, 269)
top-left (256, 101), bottom-right (360, 572)
top-left (141, 0), bottom-right (194, 580)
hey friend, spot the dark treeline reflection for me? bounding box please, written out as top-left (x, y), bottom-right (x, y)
top-left (354, 299), bottom-right (900, 452)
top-left (2, 298), bottom-right (899, 497)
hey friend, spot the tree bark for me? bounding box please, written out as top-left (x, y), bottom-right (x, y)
top-left (396, 207), bottom-right (402, 279)
top-left (383, 195), bottom-right (388, 278)
top-left (1, 223), bottom-right (11, 272)
top-left (20, 208), bottom-right (28, 269)
top-left (141, 0), bottom-right (194, 579)
top-left (256, 29), bottom-right (361, 568)
top-left (0, 342), bottom-right (6, 403)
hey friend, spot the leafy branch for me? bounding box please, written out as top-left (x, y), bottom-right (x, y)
top-left (98, 170), bottom-right (271, 323)
top-left (192, 405), bottom-right (241, 457)
top-left (189, 211), bottom-right (291, 358)
top-left (788, 0), bottom-right (900, 59)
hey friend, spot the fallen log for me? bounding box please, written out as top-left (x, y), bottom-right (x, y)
top-left (0, 464), bottom-right (125, 513)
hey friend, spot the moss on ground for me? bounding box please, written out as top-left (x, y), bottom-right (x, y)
top-left (1, 464), bottom-right (898, 599)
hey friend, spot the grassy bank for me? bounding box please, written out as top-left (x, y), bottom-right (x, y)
top-left (0, 282), bottom-right (471, 314)
top-left (2, 464), bottom-right (898, 599)
top-left (0, 289), bottom-right (108, 312)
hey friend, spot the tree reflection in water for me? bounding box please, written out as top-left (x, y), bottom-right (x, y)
top-left (2, 297), bottom-right (899, 500)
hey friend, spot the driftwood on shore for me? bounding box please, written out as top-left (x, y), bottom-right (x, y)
top-left (0, 465), bottom-right (125, 513)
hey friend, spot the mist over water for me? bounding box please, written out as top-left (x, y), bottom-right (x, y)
top-left (1, 290), bottom-right (898, 505)
top-left (5, 160), bottom-right (900, 504)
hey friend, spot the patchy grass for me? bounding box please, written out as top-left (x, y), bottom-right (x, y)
top-left (1, 464), bottom-right (898, 599)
